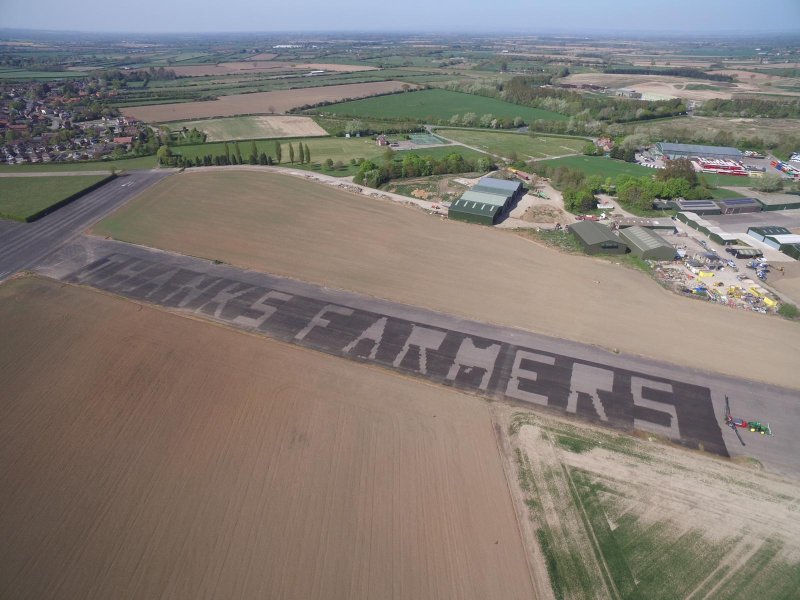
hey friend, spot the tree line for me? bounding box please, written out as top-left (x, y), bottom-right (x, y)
top-left (603, 67), bottom-right (734, 82)
top-left (354, 152), bottom-right (495, 188)
top-left (696, 97), bottom-right (800, 119)
top-left (159, 140), bottom-right (313, 168)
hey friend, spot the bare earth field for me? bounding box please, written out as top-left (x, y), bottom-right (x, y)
top-left (623, 115), bottom-right (800, 143)
top-left (169, 115), bottom-right (328, 141)
top-left (0, 276), bottom-right (535, 600)
top-left (92, 170), bottom-right (800, 389)
top-left (168, 61), bottom-right (378, 77)
top-left (560, 73), bottom-right (793, 101)
top-left (122, 81), bottom-right (414, 122)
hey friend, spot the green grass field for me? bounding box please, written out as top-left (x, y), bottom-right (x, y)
top-left (0, 175), bottom-right (111, 221)
top-left (174, 136), bottom-right (489, 176)
top-left (0, 155), bottom-right (157, 173)
top-left (315, 89), bottom-right (568, 123)
top-left (163, 116), bottom-right (327, 141)
top-left (509, 414), bottom-right (800, 600)
top-left (436, 129), bottom-right (587, 159)
top-left (535, 155), bottom-right (654, 178)
top-left (708, 187), bottom-right (745, 199)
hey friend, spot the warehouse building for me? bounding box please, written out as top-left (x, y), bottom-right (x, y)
top-left (459, 189), bottom-right (513, 212)
top-left (707, 227), bottom-right (741, 246)
top-left (447, 198), bottom-right (502, 225)
top-left (618, 226), bottom-right (676, 260)
top-left (615, 217), bottom-right (677, 232)
top-left (747, 226), bottom-right (792, 246)
top-left (781, 244), bottom-right (800, 260)
top-left (655, 142), bottom-right (742, 160)
top-left (473, 176), bottom-right (524, 200)
top-left (753, 193), bottom-right (800, 212)
top-left (717, 197), bottom-right (762, 214)
top-left (673, 199), bottom-right (721, 215)
top-left (568, 221), bottom-right (628, 255)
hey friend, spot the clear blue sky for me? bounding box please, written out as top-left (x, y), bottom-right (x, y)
top-left (2, 0), bottom-right (799, 34)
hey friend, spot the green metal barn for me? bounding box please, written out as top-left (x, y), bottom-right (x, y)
top-left (448, 198), bottom-right (502, 225)
top-left (618, 226), bottom-right (676, 260)
top-left (568, 221), bottom-right (628, 255)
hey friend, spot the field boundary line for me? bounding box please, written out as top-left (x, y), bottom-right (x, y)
top-left (557, 449), bottom-right (621, 600)
top-left (490, 407), bottom-right (551, 600)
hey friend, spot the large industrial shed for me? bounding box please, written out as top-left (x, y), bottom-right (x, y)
top-left (568, 221), bottom-right (628, 255)
top-left (655, 142), bottom-right (742, 160)
top-left (473, 177), bottom-right (524, 200)
top-left (747, 226), bottom-right (792, 245)
top-left (460, 189), bottom-right (512, 212)
top-left (717, 198), bottom-right (762, 214)
top-left (674, 199), bottom-right (721, 215)
top-left (619, 226), bottom-right (676, 260)
top-left (448, 198), bottom-right (502, 225)
top-left (753, 193), bottom-right (800, 212)
top-left (781, 244), bottom-right (800, 260)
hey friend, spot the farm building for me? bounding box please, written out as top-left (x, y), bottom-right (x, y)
top-left (655, 142), bottom-right (742, 160)
top-left (781, 244), bottom-right (800, 260)
top-left (448, 198), bottom-right (502, 225)
top-left (459, 190), bottom-right (513, 212)
top-left (717, 198), bottom-right (762, 214)
top-left (473, 177), bottom-right (523, 200)
top-left (568, 221), bottom-right (628, 255)
top-left (707, 227), bottom-right (740, 246)
top-left (614, 217), bottom-right (677, 231)
top-left (673, 199), bottom-right (721, 215)
top-left (747, 226), bottom-right (792, 245)
top-left (753, 193), bottom-right (800, 212)
top-left (618, 226), bottom-right (676, 260)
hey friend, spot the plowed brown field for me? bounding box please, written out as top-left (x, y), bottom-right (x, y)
top-left (0, 277), bottom-right (536, 600)
top-left (122, 81), bottom-right (415, 122)
top-left (169, 61), bottom-right (377, 77)
top-left (92, 170), bottom-right (800, 389)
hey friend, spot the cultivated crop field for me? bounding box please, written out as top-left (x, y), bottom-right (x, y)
top-left (167, 61), bottom-right (378, 77)
top-left (121, 81), bottom-right (416, 122)
top-left (0, 174), bottom-right (111, 221)
top-left (499, 407), bottom-right (800, 600)
top-left (317, 89), bottom-right (568, 122)
top-left (167, 115), bottom-right (328, 141)
top-left (0, 276), bottom-right (536, 600)
top-left (0, 155), bottom-right (157, 173)
top-left (437, 129), bottom-right (586, 159)
top-left (535, 155), bottom-right (655, 178)
top-left (92, 170), bottom-right (800, 388)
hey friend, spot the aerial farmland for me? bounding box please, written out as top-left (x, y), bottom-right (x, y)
top-left (2, 14), bottom-right (800, 600)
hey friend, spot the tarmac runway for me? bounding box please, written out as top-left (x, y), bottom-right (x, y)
top-left (0, 170), bottom-right (171, 283)
top-left (37, 235), bottom-right (800, 478)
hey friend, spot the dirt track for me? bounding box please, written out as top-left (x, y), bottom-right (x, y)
top-left (92, 170), bottom-right (800, 389)
top-left (122, 81), bottom-right (415, 122)
top-left (0, 277), bottom-right (536, 600)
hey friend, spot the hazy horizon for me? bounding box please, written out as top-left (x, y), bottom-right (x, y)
top-left (2, 0), bottom-right (799, 35)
